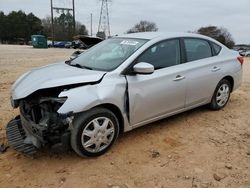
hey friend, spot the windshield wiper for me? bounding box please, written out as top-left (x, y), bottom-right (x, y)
top-left (65, 60), bottom-right (93, 70)
top-left (65, 59), bottom-right (72, 65)
top-left (81, 65), bottom-right (93, 70)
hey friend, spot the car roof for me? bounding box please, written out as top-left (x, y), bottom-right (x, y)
top-left (116, 32), bottom-right (214, 41)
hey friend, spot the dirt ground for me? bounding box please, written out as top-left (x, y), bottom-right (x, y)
top-left (0, 45), bottom-right (249, 188)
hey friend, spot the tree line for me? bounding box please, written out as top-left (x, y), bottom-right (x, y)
top-left (0, 10), bottom-right (88, 44)
top-left (126, 20), bottom-right (235, 48)
top-left (0, 10), bottom-right (235, 48)
top-left (0, 10), bottom-right (42, 43)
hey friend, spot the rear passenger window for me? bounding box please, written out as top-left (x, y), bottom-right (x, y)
top-left (184, 38), bottom-right (212, 62)
top-left (137, 39), bottom-right (181, 70)
top-left (211, 42), bottom-right (222, 55)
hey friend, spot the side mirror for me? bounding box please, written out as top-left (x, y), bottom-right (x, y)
top-left (133, 62), bottom-right (154, 75)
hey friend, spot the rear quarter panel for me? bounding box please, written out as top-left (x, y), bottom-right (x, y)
top-left (218, 49), bottom-right (242, 91)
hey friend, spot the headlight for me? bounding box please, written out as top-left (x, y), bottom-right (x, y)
top-left (39, 97), bottom-right (67, 103)
top-left (10, 96), bottom-right (19, 108)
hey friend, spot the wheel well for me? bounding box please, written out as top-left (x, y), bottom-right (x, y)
top-left (222, 76), bottom-right (234, 92)
top-left (96, 103), bottom-right (124, 134)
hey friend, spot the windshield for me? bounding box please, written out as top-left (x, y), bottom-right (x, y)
top-left (70, 38), bottom-right (148, 71)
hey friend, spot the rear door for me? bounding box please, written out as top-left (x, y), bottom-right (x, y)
top-left (183, 38), bottom-right (222, 108)
top-left (126, 39), bottom-right (187, 126)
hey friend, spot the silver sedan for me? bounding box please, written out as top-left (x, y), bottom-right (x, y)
top-left (7, 32), bottom-right (243, 157)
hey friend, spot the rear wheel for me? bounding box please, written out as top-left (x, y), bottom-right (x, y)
top-left (209, 79), bottom-right (231, 110)
top-left (71, 107), bottom-right (119, 157)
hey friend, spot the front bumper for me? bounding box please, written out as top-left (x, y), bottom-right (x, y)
top-left (6, 114), bottom-right (72, 155)
top-left (6, 116), bottom-right (37, 155)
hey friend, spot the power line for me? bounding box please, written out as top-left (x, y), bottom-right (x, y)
top-left (97, 0), bottom-right (111, 39)
top-left (50, 0), bottom-right (75, 45)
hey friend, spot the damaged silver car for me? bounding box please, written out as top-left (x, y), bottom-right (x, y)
top-left (6, 32), bottom-right (243, 157)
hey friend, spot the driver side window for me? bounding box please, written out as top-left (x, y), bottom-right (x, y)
top-left (137, 39), bottom-right (181, 70)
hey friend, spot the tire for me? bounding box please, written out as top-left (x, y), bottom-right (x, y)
top-left (71, 107), bottom-right (119, 157)
top-left (209, 79), bottom-right (231, 110)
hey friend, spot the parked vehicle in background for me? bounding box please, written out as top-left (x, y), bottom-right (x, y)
top-left (47, 40), bottom-right (53, 48)
top-left (238, 50), bottom-right (250, 57)
top-left (239, 50), bottom-right (246, 56)
top-left (65, 42), bottom-right (72, 49)
top-left (72, 36), bottom-right (103, 49)
top-left (6, 32), bottom-right (243, 157)
top-left (53, 41), bottom-right (68, 48)
top-left (46, 36), bottom-right (102, 49)
top-left (244, 51), bottom-right (250, 57)
top-left (71, 40), bottom-right (84, 49)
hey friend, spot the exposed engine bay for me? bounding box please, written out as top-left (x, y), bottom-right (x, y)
top-left (6, 59), bottom-right (109, 155)
top-left (7, 89), bottom-right (74, 154)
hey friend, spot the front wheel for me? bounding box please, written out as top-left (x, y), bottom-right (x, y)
top-left (71, 107), bottom-right (119, 157)
top-left (209, 79), bottom-right (231, 110)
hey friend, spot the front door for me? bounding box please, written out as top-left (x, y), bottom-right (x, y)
top-left (126, 39), bottom-right (186, 126)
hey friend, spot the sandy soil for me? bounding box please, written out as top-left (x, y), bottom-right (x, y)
top-left (0, 45), bottom-right (249, 188)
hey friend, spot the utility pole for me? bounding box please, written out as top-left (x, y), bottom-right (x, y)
top-left (90, 13), bottom-right (93, 36)
top-left (97, 0), bottom-right (111, 39)
top-left (72, 0), bottom-right (75, 35)
top-left (50, 0), bottom-right (54, 46)
top-left (50, 0), bottom-right (76, 44)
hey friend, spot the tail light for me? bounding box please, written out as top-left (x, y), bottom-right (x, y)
top-left (237, 56), bottom-right (244, 65)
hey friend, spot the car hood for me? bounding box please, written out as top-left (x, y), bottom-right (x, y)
top-left (11, 62), bottom-right (106, 100)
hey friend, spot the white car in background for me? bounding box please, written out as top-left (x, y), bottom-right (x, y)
top-left (245, 51), bottom-right (250, 57)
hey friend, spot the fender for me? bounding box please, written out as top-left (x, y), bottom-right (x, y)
top-left (58, 74), bottom-right (127, 115)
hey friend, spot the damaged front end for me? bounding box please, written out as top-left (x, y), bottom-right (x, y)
top-left (6, 94), bottom-right (73, 155)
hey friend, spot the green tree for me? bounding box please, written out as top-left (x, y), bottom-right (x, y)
top-left (126, 20), bottom-right (158, 34)
top-left (197, 26), bottom-right (235, 49)
top-left (0, 10), bottom-right (88, 43)
top-left (0, 11), bottom-right (7, 43)
top-left (26, 13), bottom-right (42, 39)
top-left (6, 11), bottom-right (28, 42)
top-left (0, 10), bottom-right (42, 43)
top-left (76, 21), bottom-right (88, 35)
top-left (41, 16), bottom-right (52, 38)
top-left (42, 15), bottom-right (88, 40)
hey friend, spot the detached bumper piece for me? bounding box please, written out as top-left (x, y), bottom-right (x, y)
top-left (6, 117), bottom-right (37, 155)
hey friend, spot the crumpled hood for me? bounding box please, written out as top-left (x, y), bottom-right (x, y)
top-left (11, 62), bottom-right (106, 100)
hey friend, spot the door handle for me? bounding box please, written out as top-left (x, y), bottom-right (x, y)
top-left (211, 66), bottom-right (221, 72)
top-left (173, 75), bottom-right (185, 81)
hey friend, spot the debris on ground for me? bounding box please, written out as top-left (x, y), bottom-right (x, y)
top-left (55, 168), bottom-right (68, 174)
top-left (246, 150), bottom-right (250, 155)
top-left (107, 184), bottom-right (132, 188)
top-left (60, 177), bottom-right (66, 184)
top-left (150, 150), bottom-right (160, 158)
top-left (213, 173), bottom-right (226, 181)
top-left (0, 143), bottom-right (9, 153)
top-left (225, 163), bottom-right (233, 169)
top-left (201, 182), bottom-right (209, 188)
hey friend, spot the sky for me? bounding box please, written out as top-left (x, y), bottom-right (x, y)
top-left (0, 0), bottom-right (250, 44)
